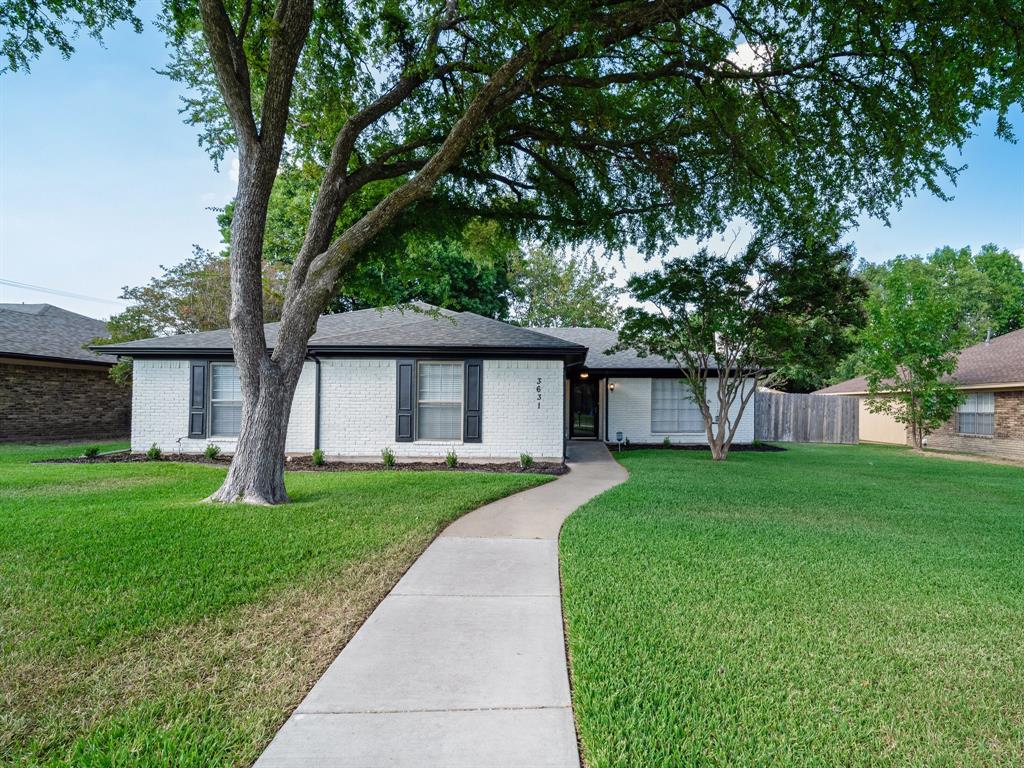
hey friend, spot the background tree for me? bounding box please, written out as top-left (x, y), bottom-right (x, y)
top-left (860, 257), bottom-right (970, 450)
top-left (973, 244), bottom-right (1024, 337)
top-left (619, 237), bottom-right (864, 460)
top-left (830, 243), bottom-right (1024, 384)
top-left (11, 0), bottom-right (1023, 502)
top-left (508, 248), bottom-right (620, 329)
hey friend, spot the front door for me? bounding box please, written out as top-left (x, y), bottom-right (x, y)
top-left (570, 377), bottom-right (599, 438)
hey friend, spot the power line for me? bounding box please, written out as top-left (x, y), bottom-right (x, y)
top-left (0, 278), bottom-right (125, 306)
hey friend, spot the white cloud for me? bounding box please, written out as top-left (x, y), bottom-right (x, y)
top-left (1013, 247), bottom-right (1024, 264)
top-left (229, 155), bottom-right (240, 184)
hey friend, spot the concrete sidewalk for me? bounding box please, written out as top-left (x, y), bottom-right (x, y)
top-left (256, 441), bottom-right (627, 768)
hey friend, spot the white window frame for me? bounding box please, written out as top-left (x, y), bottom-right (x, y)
top-left (956, 392), bottom-right (995, 437)
top-left (209, 362), bottom-right (243, 438)
top-left (415, 360), bottom-right (464, 442)
top-left (650, 378), bottom-right (704, 434)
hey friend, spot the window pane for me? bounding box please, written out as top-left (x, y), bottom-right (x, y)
top-left (418, 362), bottom-right (462, 401)
top-left (978, 412), bottom-right (994, 435)
top-left (211, 403), bottom-right (242, 436)
top-left (651, 379), bottom-right (703, 432)
top-left (211, 364), bottom-right (241, 401)
top-left (418, 403), bottom-right (461, 440)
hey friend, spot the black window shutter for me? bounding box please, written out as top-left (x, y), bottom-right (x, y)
top-left (188, 361), bottom-right (208, 438)
top-left (396, 359), bottom-right (415, 442)
top-left (464, 358), bottom-right (483, 443)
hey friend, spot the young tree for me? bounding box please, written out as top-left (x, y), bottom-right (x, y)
top-left (619, 238), bottom-right (864, 460)
top-left (831, 242), bottom-right (1024, 384)
top-left (509, 248), bottom-right (620, 329)
top-left (861, 257), bottom-right (970, 450)
top-left (9, 0), bottom-right (1022, 501)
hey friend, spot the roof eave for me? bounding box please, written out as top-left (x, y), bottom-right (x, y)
top-left (2, 351), bottom-right (114, 367)
top-left (92, 343), bottom-right (588, 362)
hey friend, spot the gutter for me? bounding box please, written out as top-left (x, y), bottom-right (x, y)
top-left (90, 344), bottom-right (587, 363)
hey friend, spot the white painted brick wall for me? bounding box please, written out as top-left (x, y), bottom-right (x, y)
top-left (319, 359), bottom-right (564, 460)
top-left (131, 359), bottom-right (315, 454)
top-left (607, 376), bottom-right (755, 444)
top-left (131, 357), bottom-right (564, 460)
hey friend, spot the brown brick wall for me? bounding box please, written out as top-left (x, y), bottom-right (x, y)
top-left (923, 390), bottom-right (1024, 462)
top-left (0, 361), bottom-right (131, 441)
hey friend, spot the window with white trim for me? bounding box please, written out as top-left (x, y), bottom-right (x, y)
top-left (417, 361), bottom-right (463, 440)
top-left (210, 363), bottom-right (242, 437)
top-left (651, 378), bottom-right (704, 433)
top-left (956, 392), bottom-right (995, 436)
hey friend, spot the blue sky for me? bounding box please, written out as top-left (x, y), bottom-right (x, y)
top-left (1, 13), bottom-right (1022, 319)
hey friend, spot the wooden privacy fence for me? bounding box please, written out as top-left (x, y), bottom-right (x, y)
top-left (754, 391), bottom-right (859, 444)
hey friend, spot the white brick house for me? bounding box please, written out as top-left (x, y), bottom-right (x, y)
top-left (96, 304), bottom-right (755, 461)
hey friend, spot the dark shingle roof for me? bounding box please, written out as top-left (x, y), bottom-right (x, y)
top-left (816, 327), bottom-right (1024, 394)
top-left (531, 326), bottom-right (692, 370)
top-left (92, 303), bottom-right (587, 358)
top-left (0, 303), bottom-right (116, 365)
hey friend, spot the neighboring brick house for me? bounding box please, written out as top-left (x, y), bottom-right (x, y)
top-left (93, 303), bottom-right (756, 460)
top-left (816, 328), bottom-right (1024, 462)
top-left (0, 303), bottom-right (131, 441)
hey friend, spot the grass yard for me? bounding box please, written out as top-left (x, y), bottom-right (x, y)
top-left (0, 442), bottom-right (547, 767)
top-left (561, 444), bottom-right (1024, 767)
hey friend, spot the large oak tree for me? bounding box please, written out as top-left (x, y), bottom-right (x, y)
top-left (7, 0), bottom-right (1022, 502)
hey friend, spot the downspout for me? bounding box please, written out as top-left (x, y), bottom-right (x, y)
top-left (604, 377), bottom-right (610, 443)
top-left (311, 355), bottom-right (322, 451)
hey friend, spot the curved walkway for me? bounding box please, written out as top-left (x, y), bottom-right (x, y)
top-left (256, 441), bottom-right (628, 767)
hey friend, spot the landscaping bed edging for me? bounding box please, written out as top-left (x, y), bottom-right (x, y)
top-left (38, 452), bottom-right (568, 475)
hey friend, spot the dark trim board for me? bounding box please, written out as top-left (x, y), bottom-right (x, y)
top-left (1, 352), bottom-right (114, 368)
top-left (92, 345), bottom-right (586, 364)
top-left (585, 367), bottom-right (736, 378)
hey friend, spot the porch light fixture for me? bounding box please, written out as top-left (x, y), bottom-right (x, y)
top-left (579, 372), bottom-right (589, 379)
top-left (608, 382), bottom-right (615, 391)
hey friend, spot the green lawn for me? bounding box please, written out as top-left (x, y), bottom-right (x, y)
top-left (561, 444), bottom-right (1024, 767)
top-left (0, 442), bottom-right (547, 767)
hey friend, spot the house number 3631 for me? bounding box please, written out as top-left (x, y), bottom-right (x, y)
top-left (536, 377), bottom-right (543, 408)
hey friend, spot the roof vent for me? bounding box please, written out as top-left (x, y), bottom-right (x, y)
top-left (985, 328), bottom-right (993, 344)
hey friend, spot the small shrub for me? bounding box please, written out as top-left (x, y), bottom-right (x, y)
top-left (381, 446), bottom-right (396, 468)
top-left (662, 436), bottom-right (672, 449)
top-left (311, 448), bottom-right (325, 466)
top-left (624, 437), bottom-right (631, 448)
top-left (445, 449), bottom-right (459, 468)
top-left (752, 439), bottom-right (762, 448)
top-left (146, 443), bottom-right (161, 461)
top-left (83, 446), bottom-right (100, 458)
top-left (204, 443), bottom-right (221, 460)
top-left (519, 452), bottom-right (534, 470)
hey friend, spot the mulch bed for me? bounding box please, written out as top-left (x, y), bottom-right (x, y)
top-left (39, 452), bottom-right (568, 475)
top-left (610, 442), bottom-right (786, 453)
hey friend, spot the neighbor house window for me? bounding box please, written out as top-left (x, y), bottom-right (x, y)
top-left (417, 361), bottom-right (463, 440)
top-left (210, 363), bottom-right (242, 437)
top-left (956, 392), bottom-right (995, 436)
top-left (651, 378), bottom-right (703, 433)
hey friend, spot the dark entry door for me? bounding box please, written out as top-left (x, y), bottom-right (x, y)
top-left (570, 378), bottom-right (599, 438)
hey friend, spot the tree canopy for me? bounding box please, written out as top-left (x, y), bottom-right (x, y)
top-left (619, 236), bottom-right (864, 458)
top-left (832, 243), bottom-right (1024, 383)
top-left (11, 0), bottom-right (1023, 502)
top-left (508, 248), bottom-right (620, 329)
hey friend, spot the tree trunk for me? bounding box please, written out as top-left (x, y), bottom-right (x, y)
top-left (207, 361), bottom-right (300, 505)
top-left (709, 438), bottom-right (728, 461)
